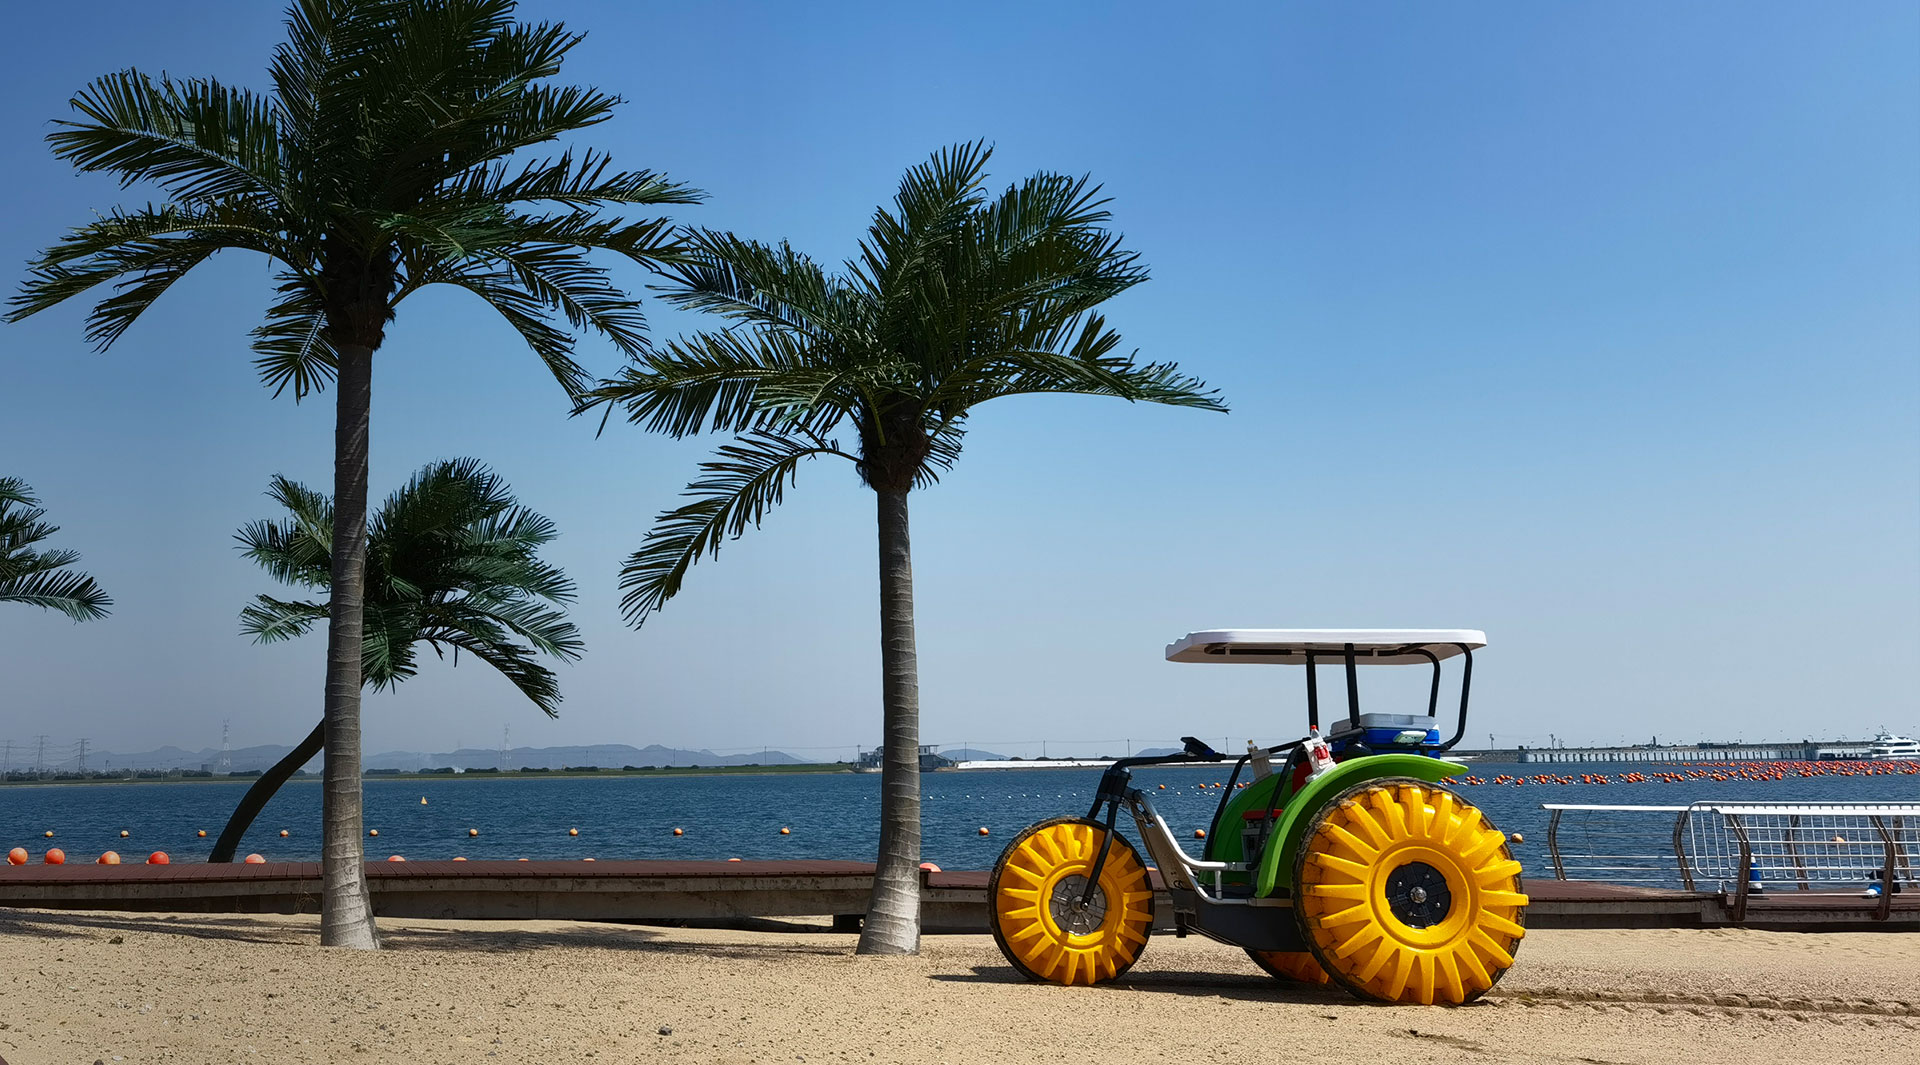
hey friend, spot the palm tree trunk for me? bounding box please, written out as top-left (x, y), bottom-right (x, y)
top-left (321, 342), bottom-right (379, 949)
top-left (209, 720), bottom-right (323, 863)
top-left (857, 487), bottom-right (921, 954)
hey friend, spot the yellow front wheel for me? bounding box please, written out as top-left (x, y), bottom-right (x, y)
top-left (989, 817), bottom-right (1154, 986)
top-left (1295, 778), bottom-right (1527, 1005)
top-left (1246, 950), bottom-right (1332, 986)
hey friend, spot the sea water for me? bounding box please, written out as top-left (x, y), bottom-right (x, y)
top-left (0, 762), bottom-right (1913, 878)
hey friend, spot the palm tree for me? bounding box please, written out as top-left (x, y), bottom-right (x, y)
top-left (6, 0), bottom-right (696, 947)
top-left (0, 478), bottom-right (111, 620)
top-left (590, 143), bottom-right (1226, 954)
top-left (210, 458), bottom-right (581, 862)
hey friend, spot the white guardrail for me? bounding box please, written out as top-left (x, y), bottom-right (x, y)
top-left (1542, 802), bottom-right (1920, 921)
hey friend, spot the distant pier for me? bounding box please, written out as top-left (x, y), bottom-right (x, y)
top-left (1460, 741), bottom-right (1878, 764)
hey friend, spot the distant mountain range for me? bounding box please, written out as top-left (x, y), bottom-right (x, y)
top-left (936, 748), bottom-right (1008, 762)
top-left (71, 743), bottom-right (813, 773)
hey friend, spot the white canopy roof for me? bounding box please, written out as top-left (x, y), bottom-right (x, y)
top-left (1165, 629), bottom-right (1486, 665)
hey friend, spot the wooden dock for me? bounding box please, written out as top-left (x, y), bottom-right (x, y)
top-left (1, 861), bottom-right (1912, 931)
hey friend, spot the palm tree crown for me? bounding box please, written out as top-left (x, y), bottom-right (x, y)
top-left (0, 478), bottom-right (112, 621)
top-left (593, 142), bottom-right (1224, 620)
top-left (205, 458), bottom-right (580, 863)
top-left (6, 0), bottom-right (699, 390)
top-left (238, 457), bottom-right (582, 711)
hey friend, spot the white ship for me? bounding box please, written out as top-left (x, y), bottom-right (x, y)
top-left (1866, 730), bottom-right (1920, 760)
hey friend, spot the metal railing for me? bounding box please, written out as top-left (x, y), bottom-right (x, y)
top-left (1543, 802), bottom-right (1919, 921)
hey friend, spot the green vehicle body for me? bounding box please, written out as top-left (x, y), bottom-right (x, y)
top-left (1202, 753), bottom-right (1467, 898)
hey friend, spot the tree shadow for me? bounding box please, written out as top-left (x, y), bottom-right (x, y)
top-left (0, 908), bottom-right (855, 958)
top-left (931, 963), bottom-right (1478, 1008)
top-left (0, 910), bottom-right (312, 946)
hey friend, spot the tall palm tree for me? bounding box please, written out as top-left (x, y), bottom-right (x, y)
top-left (6, 0), bottom-right (696, 947)
top-left (0, 478), bottom-right (111, 620)
top-left (211, 458), bottom-right (581, 862)
top-left (590, 143), bottom-right (1226, 954)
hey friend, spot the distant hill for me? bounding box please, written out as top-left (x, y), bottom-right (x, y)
top-left (374, 744), bottom-right (810, 771)
top-left (937, 748), bottom-right (1008, 762)
top-left (75, 742), bottom-right (817, 773)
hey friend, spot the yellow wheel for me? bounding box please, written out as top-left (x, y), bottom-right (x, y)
top-left (1246, 950), bottom-right (1332, 986)
top-left (1295, 778), bottom-right (1527, 1005)
top-left (989, 817), bottom-right (1154, 986)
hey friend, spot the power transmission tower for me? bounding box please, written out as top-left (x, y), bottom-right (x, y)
top-left (34, 735), bottom-right (48, 777)
top-left (74, 738), bottom-right (89, 773)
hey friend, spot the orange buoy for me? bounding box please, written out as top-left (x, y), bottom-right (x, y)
top-left (779, 827), bottom-right (791, 835)
top-left (119, 830), bottom-right (130, 838)
top-left (727, 857), bottom-right (742, 862)
top-left (582, 857), bottom-right (595, 862)
top-left (97, 851), bottom-right (121, 865)
top-left (569, 828), bottom-right (580, 837)
top-left (244, 854), bottom-right (265, 864)
top-left (1194, 829), bottom-right (1206, 839)
top-left (468, 828), bottom-right (479, 837)
top-left (517, 857), bottom-right (529, 862)
top-left (420, 797), bottom-right (428, 805)
top-left (1509, 833), bottom-right (1524, 844)
top-left (978, 827), bottom-right (990, 836)
top-left (368, 829), bottom-right (378, 837)
top-left (452, 856), bottom-right (467, 861)
top-left (919, 862), bottom-right (942, 873)
top-left (146, 852), bottom-right (169, 865)
top-left (279, 830), bottom-right (289, 838)
top-left (44, 848), bottom-right (65, 865)
top-left (44, 831), bottom-right (54, 838)
top-left (197, 830), bottom-right (207, 838)
top-left (1158, 784), bottom-right (1166, 790)
top-left (387, 855), bottom-right (406, 862)
top-left (670, 828), bottom-right (682, 836)
top-left (6, 847), bottom-right (27, 866)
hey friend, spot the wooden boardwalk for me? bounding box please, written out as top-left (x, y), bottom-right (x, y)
top-left (1, 861), bottom-right (1912, 930)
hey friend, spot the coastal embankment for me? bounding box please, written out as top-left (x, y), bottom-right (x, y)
top-left (0, 911), bottom-right (1912, 1064)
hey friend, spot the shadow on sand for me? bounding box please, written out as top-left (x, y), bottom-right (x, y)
top-left (0, 909), bottom-right (850, 957)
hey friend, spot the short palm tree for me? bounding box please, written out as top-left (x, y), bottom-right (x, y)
top-left (7, 0), bottom-right (696, 947)
top-left (210, 457), bottom-right (581, 862)
top-left (590, 143), bottom-right (1226, 954)
top-left (0, 478), bottom-right (111, 620)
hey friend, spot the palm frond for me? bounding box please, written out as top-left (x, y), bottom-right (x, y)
top-left (0, 481), bottom-right (111, 621)
top-left (7, 202), bottom-right (294, 349)
top-left (0, 567), bottom-right (113, 622)
top-left (587, 329), bottom-right (847, 438)
top-left (618, 430), bottom-right (855, 625)
top-left (250, 274), bottom-right (337, 399)
top-left (420, 626), bottom-right (563, 715)
top-left (656, 229), bottom-right (849, 341)
top-left (445, 149), bottom-right (702, 211)
top-left (239, 594), bottom-right (328, 643)
top-left (49, 70), bottom-right (290, 206)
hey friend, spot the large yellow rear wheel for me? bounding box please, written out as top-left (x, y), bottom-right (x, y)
top-left (989, 817), bottom-right (1154, 986)
top-left (1246, 950), bottom-right (1332, 986)
top-left (1295, 778), bottom-right (1527, 1005)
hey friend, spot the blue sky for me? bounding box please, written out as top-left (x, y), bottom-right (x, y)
top-left (2, 1), bottom-right (1915, 761)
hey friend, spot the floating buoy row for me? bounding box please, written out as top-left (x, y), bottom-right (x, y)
top-left (1441, 758), bottom-right (1919, 788)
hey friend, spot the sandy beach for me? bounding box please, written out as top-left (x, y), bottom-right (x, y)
top-left (0, 910), bottom-right (1914, 1065)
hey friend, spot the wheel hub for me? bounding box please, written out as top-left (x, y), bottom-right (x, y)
top-left (1049, 874), bottom-right (1108, 935)
top-left (1384, 860), bottom-right (1453, 928)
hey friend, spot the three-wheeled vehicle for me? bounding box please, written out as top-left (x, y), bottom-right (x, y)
top-left (988, 629), bottom-right (1527, 1005)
